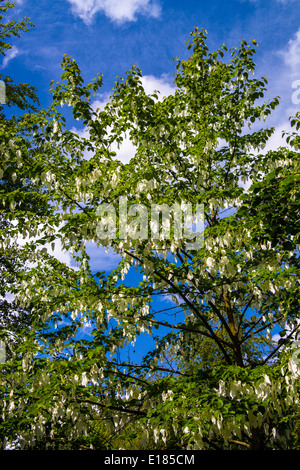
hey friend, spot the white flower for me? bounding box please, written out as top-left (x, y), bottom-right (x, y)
top-left (263, 374), bottom-right (271, 385)
top-left (53, 120), bottom-right (59, 133)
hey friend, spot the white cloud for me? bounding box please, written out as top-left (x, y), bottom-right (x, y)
top-left (66, 0), bottom-right (161, 24)
top-left (262, 123), bottom-right (291, 153)
top-left (275, 29), bottom-right (300, 112)
top-left (279, 28), bottom-right (300, 75)
top-left (1, 46), bottom-right (20, 69)
top-left (111, 134), bottom-right (136, 163)
top-left (140, 74), bottom-right (175, 100)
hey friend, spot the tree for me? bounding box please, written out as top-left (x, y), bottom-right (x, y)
top-left (0, 0), bottom-right (42, 364)
top-left (0, 0), bottom-right (38, 113)
top-left (1, 27), bottom-right (300, 450)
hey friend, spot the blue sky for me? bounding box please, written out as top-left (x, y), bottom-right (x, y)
top-left (3, 0), bottom-right (300, 118)
top-left (1, 0), bottom-right (300, 181)
top-left (3, 0), bottom-right (300, 360)
top-left (3, 0), bottom-right (299, 189)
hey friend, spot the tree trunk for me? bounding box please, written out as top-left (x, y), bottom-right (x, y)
top-left (223, 291), bottom-right (244, 367)
top-left (250, 427), bottom-right (264, 450)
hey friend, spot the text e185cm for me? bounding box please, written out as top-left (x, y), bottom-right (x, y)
top-left (148, 454), bottom-right (195, 465)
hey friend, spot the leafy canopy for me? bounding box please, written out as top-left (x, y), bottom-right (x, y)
top-left (1, 23), bottom-right (300, 450)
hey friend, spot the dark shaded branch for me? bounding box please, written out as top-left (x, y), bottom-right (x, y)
top-left (110, 360), bottom-right (187, 377)
top-left (74, 398), bottom-right (147, 416)
top-left (262, 322), bottom-right (300, 365)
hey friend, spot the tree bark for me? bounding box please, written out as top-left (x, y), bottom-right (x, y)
top-left (223, 291), bottom-right (244, 367)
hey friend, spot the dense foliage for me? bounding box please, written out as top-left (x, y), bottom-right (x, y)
top-left (0, 3), bottom-right (300, 450)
